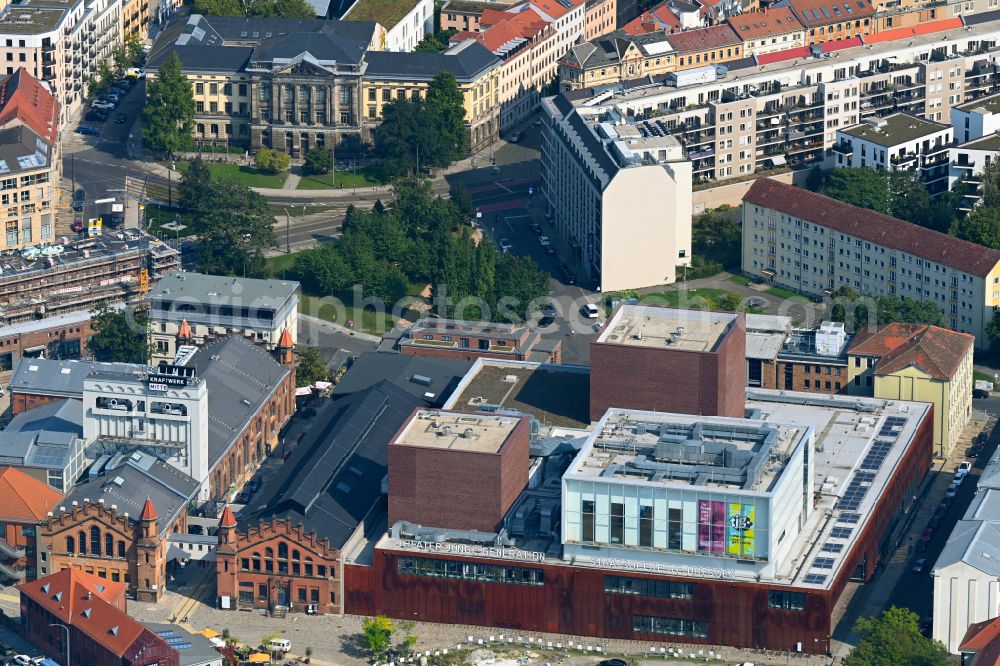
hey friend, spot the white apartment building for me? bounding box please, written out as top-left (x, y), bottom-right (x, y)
top-left (932, 456), bottom-right (1000, 653)
top-left (545, 14), bottom-right (1000, 186)
top-left (0, 0), bottom-right (122, 124)
top-left (741, 178), bottom-right (1000, 348)
top-left (948, 93), bottom-right (1000, 207)
top-left (833, 112), bottom-right (953, 192)
top-left (541, 95), bottom-right (691, 291)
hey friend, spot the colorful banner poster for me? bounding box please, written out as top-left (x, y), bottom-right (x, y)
top-left (697, 500), bottom-right (726, 552)
top-left (727, 503), bottom-right (756, 557)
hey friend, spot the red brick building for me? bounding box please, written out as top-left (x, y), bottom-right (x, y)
top-left (19, 569), bottom-right (179, 666)
top-left (388, 410), bottom-right (530, 532)
top-left (0, 309), bottom-right (97, 374)
top-left (590, 305), bottom-right (746, 420)
top-left (396, 318), bottom-right (561, 364)
top-left (216, 507), bottom-right (342, 614)
top-left (0, 466), bottom-right (63, 583)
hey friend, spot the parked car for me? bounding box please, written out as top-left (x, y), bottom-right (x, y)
top-left (85, 109), bottom-right (108, 122)
top-left (126, 67), bottom-right (145, 79)
top-left (105, 213), bottom-right (125, 228)
top-left (508, 132), bottom-right (523, 143)
top-left (90, 99), bottom-right (114, 110)
top-left (538, 235), bottom-right (551, 246)
top-left (912, 558), bottom-right (927, 573)
top-left (72, 188), bottom-right (86, 211)
top-left (499, 238), bottom-right (512, 252)
top-left (956, 461), bottom-right (973, 478)
top-left (598, 660), bottom-right (627, 666)
top-left (582, 303), bottom-right (601, 319)
top-left (544, 244), bottom-right (556, 255)
top-left (76, 124), bottom-right (100, 135)
top-left (13, 656), bottom-right (31, 666)
top-left (538, 316), bottom-right (555, 328)
top-left (114, 112), bottom-right (127, 124)
top-left (559, 264), bottom-right (576, 284)
top-left (945, 487), bottom-right (958, 500)
top-left (974, 388), bottom-right (990, 399)
top-left (71, 218), bottom-right (83, 233)
top-left (267, 639), bottom-right (291, 654)
top-left (529, 222), bottom-right (542, 234)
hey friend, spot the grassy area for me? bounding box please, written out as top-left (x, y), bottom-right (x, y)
top-left (767, 285), bottom-right (800, 299)
top-left (638, 288), bottom-right (764, 314)
top-left (343, 0), bottom-right (416, 28)
top-left (175, 161), bottom-right (288, 188)
top-left (267, 252), bottom-right (298, 277)
top-left (144, 204), bottom-right (200, 237)
top-left (727, 275), bottom-right (752, 286)
top-left (974, 370), bottom-right (994, 385)
top-left (296, 166), bottom-right (387, 190)
top-left (299, 293), bottom-right (399, 335)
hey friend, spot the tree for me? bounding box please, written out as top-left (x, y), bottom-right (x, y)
top-left (303, 147), bottom-right (333, 176)
top-left (295, 346), bottom-right (328, 387)
top-left (824, 168), bottom-right (890, 214)
top-left (113, 33), bottom-right (146, 77)
top-left (951, 205), bottom-right (1000, 249)
top-left (374, 72), bottom-right (468, 177)
top-left (198, 181), bottom-right (276, 277)
top-left (805, 165), bottom-right (824, 192)
top-left (716, 291), bottom-right (745, 312)
top-left (846, 607), bottom-right (949, 666)
top-left (86, 61), bottom-right (114, 99)
top-left (142, 53), bottom-right (195, 156)
top-left (255, 148), bottom-right (290, 174)
top-left (88, 304), bottom-right (150, 363)
top-left (450, 182), bottom-right (475, 221)
top-left (887, 170), bottom-right (932, 227)
top-left (361, 616), bottom-right (394, 663)
top-left (397, 621), bottom-right (417, 656)
top-left (178, 158), bottom-right (214, 212)
top-left (692, 209), bottom-right (741, 270)
top-left (987, 312), bottom-right (1000, 349)
top-left (192, 0), bottom-right (316, 17)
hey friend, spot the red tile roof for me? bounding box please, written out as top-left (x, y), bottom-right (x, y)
top-left (0, 466), bottom-right (63, 522)
top-left (18, 569), bottom-right (162, 659)
top-left (754, 44), bottom-right (811, 64)
top-left (177, 319), bottom-right (193, 340)
top-left (728, 7), bottom-right (803, 41)
top-left (847, 323), bottom-right (974, 381)
top-left (743, 179), bottom-right (1000, 277)
top-left (219, 505), bottom-right (237, 528)
top-left (788, 0), bottom-right (875, 27)
top-left (140, 497), bottom-right (158, 521)
top-left (862, 17), bottom-right (963, 44)
top-left (822, 35), bottom-right (862, 51)
top-left (0, 68), bottom-right (59, 144)
top-left (475, 6), bottom-right (550, 52)
top-left (622, 3), bottom-right (681, 34)
top-left (961, 616), bottom-right (1000, 665)
top-left (278, 328), bottom-right (293, 348)
top-left (666, 23), bottom-right (740, 52)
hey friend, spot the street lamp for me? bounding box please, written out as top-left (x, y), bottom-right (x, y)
top-left (50, 623), bottom-right (69, 666)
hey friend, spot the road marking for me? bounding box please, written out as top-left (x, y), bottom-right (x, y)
top-left (493, 180), bottom-right (513, 194)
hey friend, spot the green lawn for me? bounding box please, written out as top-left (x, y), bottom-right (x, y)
top-left (175, 161), bottom-right (288, 189)
top-left (296, 167), bottom-right (387, 190)
top-left (727, 275), bottom-right (752, 286)
top-left (343, 0), bottom-right (415, 28)
top-left (299, 293), bottom-right (399, 335)
top-left (638, 288), bottom-right (763, 314)
top-left (267, 252), bottom-right (298, 277)
top-left (767, 285), bottom-right (800, 299)
top-left (974, 370), bottom-right (994, 385)
top-left (144, 204), bottom-right (200, 237)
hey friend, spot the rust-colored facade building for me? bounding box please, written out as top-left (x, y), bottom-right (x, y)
top-left (388, 410), bottom-right (530, 533)
top-left (746, 318), bottom-right (851, 394)
top-left (0, 466), bottom-right (62, 583)
top-left (0, 309), bottom-right (97, 373)
top-left (590, 305), bottom-right (746, 420)
top-left (20, 569), bottom-right (179, 666)
top-left (788, 0), bottom-right (875, 45)
top-left (216, 508), bottom-right (343, 614)
top-left (397, 318), bottom-right (561, 364)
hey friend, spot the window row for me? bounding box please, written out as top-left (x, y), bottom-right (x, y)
top-left (632, 614), bottom-right (708, 639)
top-left (767, 590), bottom-right (806, 611)
top-left (64, 529), bottom-right (126, 559)
top-left (605, 576), bottom-right (693, 600)
top-left (397, 557), bottom-right (545, 586)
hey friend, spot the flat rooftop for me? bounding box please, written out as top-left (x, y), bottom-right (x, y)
top-left (0, 0), bottom-right (74, 34)
top-left (447, 360), bottom-right (590, 428)
top-left (840, 113), bottom-right (950, 147)
top-left (957, 92), bottom-right (1000, 115)
top-left (570, 409), bottom-right (806, 492)
top-left (393, 410), bottom-right (520, 454)
top-left (344, 0), bottom-right (419, 28)
top-left (961, 133), bottom-right (1000, 152)
top-left (596, 305), bottom-right (738, 352)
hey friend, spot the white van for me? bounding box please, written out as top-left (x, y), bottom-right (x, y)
top-left (267, 639), bottom-right (291, 654)
top-left (583, 303), bottom-right (600, 319)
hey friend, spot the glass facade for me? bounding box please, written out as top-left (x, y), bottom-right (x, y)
top-left (397, 556), bottom-right (544, 586)
top-left (604, 576), bottom-right (693, 599)
top-left (633, 614), bottom-right (708, 638)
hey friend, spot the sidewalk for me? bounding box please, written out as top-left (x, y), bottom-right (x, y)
top-left (299, 313), bottom-right (382, 344)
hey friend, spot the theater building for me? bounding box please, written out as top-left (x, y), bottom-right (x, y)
top-left (345, 386), bottom-right (933, 654)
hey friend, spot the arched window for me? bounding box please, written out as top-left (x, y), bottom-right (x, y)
top-left (278, 543), bottom-right (288, 559)
top-left (105, 534), bottom-right (113, 557)
top-left (292, 549), bottom-right (300, 561)
top-left (251, 554), bottom-right (261, 571)
top-left (78, 531), bottom-right (86, 554)
top-left (90, 526), bottom-right (101, 555)
top-left (66, 536), bottom-right (75, 554)
top-left (118, 541), bottom-right (125, 558)
top-left (265, 547), bottom-right (274, 559)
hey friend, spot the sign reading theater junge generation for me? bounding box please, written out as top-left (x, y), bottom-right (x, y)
top-left (399, 539), bottom-right (546, 562)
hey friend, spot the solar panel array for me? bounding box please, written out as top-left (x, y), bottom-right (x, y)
top-left (156, 631), bottom-right (193, 650)
top-left (821, 543), bottom-right (844, 553)
top-left (813, 557), bottom-right (835, 569)
top-left (804, 573), bottom-right (827, 585)
top-left (831, 526), bottom-right (853, 539)
top-left (838, 513), bottom-right (861, 524)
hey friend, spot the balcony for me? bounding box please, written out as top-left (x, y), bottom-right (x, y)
top-left (0, 539), bottom-right (25, 559)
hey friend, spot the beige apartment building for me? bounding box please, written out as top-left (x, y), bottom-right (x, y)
top-left (541, 95), bottom-right (692, 291)
top-left (547, 14), bottom-right (1000, 187)
top-left (741, 179), bottom-right (1000, 349)
top-left (584, 0), bottom-right (616, 40)
top-left (559, 31), bottom-right (676, 91)
top-left (727, 7), bottom-right (805, 58)
top-left (0, 0), bottom-right (121, 124)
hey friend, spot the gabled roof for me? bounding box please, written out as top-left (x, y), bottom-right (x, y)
top-left (19, 569), bottom-right (162, 659)
top-left (0, 466), bottom-right (62, 522)
top-left (847, 323), bottom-right (973, 381)
top-left (622, 1), bottom-right (681, 34)
top-left (861, 16), bottom-right (962, 44)
top-left (744, 179), bottom-right (1000, 277)
top-left (728, 7), bottom-right (803, 40)
top-left (0, 68), bottom-right (59, 144)
top-left (961, 616), bottom-right (1000, 660)
top-left (140, 497), bottom-right (158, 521)
top-left (219, 505), bottom-right (237, 528)
top-left (665, 23), bottom-right (739, 53)
top-left (365, 40), bottom-right (500, 80)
